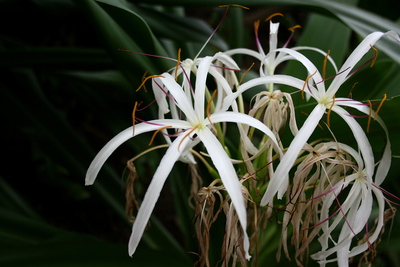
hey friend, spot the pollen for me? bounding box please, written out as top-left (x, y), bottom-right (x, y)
top-left (174, 48), bottom-right (181, 81)
top-left (374, 93), bottom-right (387, 120)
top-left (288, 25), bottom-right (301, 32)
top-left (370, 45), bottom-right (378, 68)
top-left (149, 125), bottom-right (172, 146)
top-left (327, 96), bottom-right (336, 127)
top-left (367, 100), bottom-right (373, 133)
top-left (136, 74), bottom-right (165, 92)
top-left (179, 125), bottom-right (200, 151)
top-left (322, 50), bottom-right (331, 80)
top-left (265, 13), bottom-right (284, 22)
top-left (239, 62), bottom-right (255, 84)
top-left (206, 90), bottom-right (218, 124)
top-left (302, 70), bottom-right (317, 99)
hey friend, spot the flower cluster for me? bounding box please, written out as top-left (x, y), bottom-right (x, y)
top-left (86, 11), bottom-right (400, 267)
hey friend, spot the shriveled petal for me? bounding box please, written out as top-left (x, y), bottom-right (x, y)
top-left (260, 103), bottom-right (326, 205)
top-left (128, 133), bottom-right (191, 256)
top-left (198, 127), bottom-right (251, 260)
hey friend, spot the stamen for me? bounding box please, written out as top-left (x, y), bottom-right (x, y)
top-left (174, 48), bottom-right (181, 81)
top-left (179, 125), bottom-right (200, 151)
top-left (301, 70), bottom-right (317, 99)
top-left (132, 101), bottom-right (140, 134)
top-left (374, 93), bottom-right (387, 120)
top-left (367, 100), bottom-right (372, 133)
top-left (322, 50), bottom-right (331, 80)
top-left (348, 82), bottom-right (358, 99)
top-left (288, 25), bottom-right (301, 32)
top-left (195, 5), bottom-right (249, 59)
top-left (239, 62), bottom-right (255, 84)
top-left (370, 45), bottom-right (378, 67)
top-left (219, 4), bottom-right (249, 9)
top-left (136, 74), bottom-right (165, 92)
top-left (265, 13), bottom-right (284, 22)
top-left (327, 96), bottom-right (336, 127)
top-left (207, 90), bottom-right (218, 124)
top-left (148, 125), bottom-right (172, 146)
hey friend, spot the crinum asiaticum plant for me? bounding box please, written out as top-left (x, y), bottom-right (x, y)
top-left (85, 8), bottom-right (400, 267)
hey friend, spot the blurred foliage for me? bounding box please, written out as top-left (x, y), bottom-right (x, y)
top-left (0, 0), bottom-right (399, 266)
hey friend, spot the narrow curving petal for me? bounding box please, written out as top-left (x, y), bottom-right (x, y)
top-left (85, 120), bottom-right (192, 186)
top-left (332, 106), bottom-right (375, 184)
top-left (128, 133), bottom-right (191, 256)
top-left (210, 111), bottom-right (282, 155)
top-left (198, 127), bottom-right (251, 260)
top-left (261, 103), bottom-right (326, 206)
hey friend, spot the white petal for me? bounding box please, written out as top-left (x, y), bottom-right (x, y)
top-left (335, 98), bottom-right (391, 185)
top-left (85, 120), bottom-right (192, 185)
top-left (332, 106), bottom-right (375, 183)
top-left (128, 133), bottom-right (191, 256)
top-left (210, 111), bottom-right (282, 155)
top-left (327, 32), bottom-right (386, 96)
top-left (223, 75), bottom-right (308, 111)
top-left (194, 56), bottom-right (214, 120)
top-left (157, 73), bottom-right (198, 123)
top-left (225, 48), bottom-right (264, 61)
top-left (260, 104), bottom-right (326, 205)
top-left (198, 127), bottom-right (251, 260)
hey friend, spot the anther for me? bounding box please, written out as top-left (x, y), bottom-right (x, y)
top-left (219, 4), bottom-right (249, 10)
top-left (374, 93), bottom-right (387, 120)
top-left (288, 25), bottom-right (301, 32)
top-left (174, 48), bottom-right (181, 81)
top-left (136, 74), bottom-right (165, 92)
top-left (301, 70), bottom-right (317, 99)
top-left (327, 96), bottom-right (336, 127)
top-left (207, 90), bottom-right (218, 124)
top-left (179, 125), bottom-right (200, 151)
top-left (370, 45), bottom-right (378, 68)
top-left (367, 100), bottom-right (372, 133)
top-left (149, 125), bottom-right (172, 146)
top-left (265, 13), bottom-right (284, 22)
top-left (322, 50), bottom-right (331, 80)
top-left (239, 62), bottom-right (255, 84)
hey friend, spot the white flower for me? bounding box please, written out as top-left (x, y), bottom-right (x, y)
top-left (258, 31), bottom-right (398, 205)
top-left (85, 54), bottom-right (282, 259)
top-left (225, 18), bottom-right (338, 85)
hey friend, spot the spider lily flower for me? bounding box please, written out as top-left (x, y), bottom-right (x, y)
top-left (225, 16), bottom-right (338, 88)
top-left (257, 30), bottom-right (398, 205)
top-left (86, 55), bottom-right (283, 260)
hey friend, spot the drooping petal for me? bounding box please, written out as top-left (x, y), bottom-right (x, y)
top-left (332, 105), bottom-right (375, 184)
top-left (85, 120), bottom-right (192, 185)
top-left (335, 98), bottom-right (391, 185)
top-left (210, 111), bottom-right (282, 155)
top-left (223, 75), bottom-right (309, 111)
top-left (260, 103), bottom-right (326, 206)
top-left (128, 133), bottom-right (191, 256)
top-left (156, 73), bottom-right (198, 123)
top-left (198, 127), bottom-right (251, 260)
top-left (194, 56), bottom-right (214, 120)
top-left (327, 31), bottom-right (399, 96)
